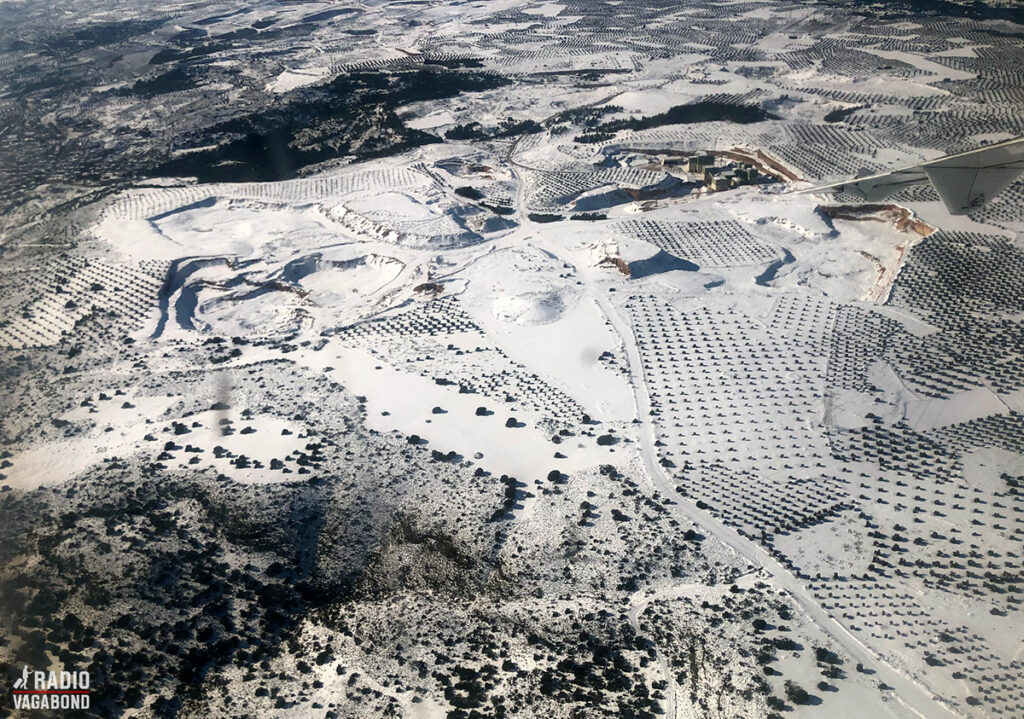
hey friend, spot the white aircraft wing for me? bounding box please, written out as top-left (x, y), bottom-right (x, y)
top-left (798, 136), bottom-right (1024, 215)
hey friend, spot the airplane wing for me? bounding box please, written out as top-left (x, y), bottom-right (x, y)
top-left (798, 136), bottom-right (1024, 215)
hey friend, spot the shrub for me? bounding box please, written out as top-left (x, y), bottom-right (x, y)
top-left (784, 680), bottom-right (809, 705)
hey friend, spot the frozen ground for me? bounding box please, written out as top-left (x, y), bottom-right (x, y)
top-left (1, 1), bottom-right (1023, 718)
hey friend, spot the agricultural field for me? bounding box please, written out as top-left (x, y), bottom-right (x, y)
top-left (1, 0), bottom-right (1022, 718)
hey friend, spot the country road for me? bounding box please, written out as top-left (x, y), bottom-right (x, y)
top-left (594, 292), bottom-right (962, 719)
top-left (505, 112), bottom-right (962, 719)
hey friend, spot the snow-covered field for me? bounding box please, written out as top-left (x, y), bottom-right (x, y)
top-left (1, 0), bottom-right (1023, 717)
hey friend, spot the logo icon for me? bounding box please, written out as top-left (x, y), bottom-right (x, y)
top-left (10, 665), bottom-right (91, 710)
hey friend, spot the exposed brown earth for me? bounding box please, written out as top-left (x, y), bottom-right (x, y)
top-left (817, 203), bottom-right (936, 236)
top-left (598, 256), bottom-right (631, 276)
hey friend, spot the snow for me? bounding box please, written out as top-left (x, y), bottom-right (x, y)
top-left (2, 394), bottom-right (308, 489)
top-left (523, 3), bottom-right (564, 17)
top-left (825, 388), bottom-right (899, 430)
top-left (14, 7), bottom-right (1022, 714)
top-left (405, 109), bottom-right (456, 130)
top-left (903, 386), bottom-right (1009, 432)
top-left (962, 445), bottom-right (1024, 488)
top-left (929, 45), bottom-right (979, 59)
top-left (94, 216), bottom-right (185, 263)
top-left (456, 245), bottom-right (635, 421)
top-left (3, 393), bottom-right (180, 490)
top-left (325, 344), bottom-right (624, 480)
top-left (783, 67), bottom-right (950, 99)
top-left (861, 47), bottom-right (975, 83)
top-left (1000, 388), bottom-right (1024, 414)
top-left (296, 253), bottom-right (405, 304)
top-left (153, 202), bottom-right (338, 260)
top-left (859, 304), bottom-right (939, 338)
top-left (266, 66), bottom-right (332, 94)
